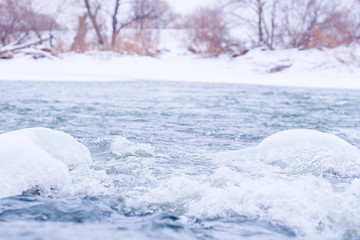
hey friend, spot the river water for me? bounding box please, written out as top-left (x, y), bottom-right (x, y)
top-left (1, 81), bottom-right (360, 240)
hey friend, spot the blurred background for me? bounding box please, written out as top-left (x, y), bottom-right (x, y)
top-left (1, 0), bottom-right (359, 58)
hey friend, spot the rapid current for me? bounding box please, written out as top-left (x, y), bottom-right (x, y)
top-left (0, 81), bottom-right (360, 240)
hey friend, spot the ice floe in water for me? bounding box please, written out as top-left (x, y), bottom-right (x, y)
top-left (0, 129), bottom-right (156, 199)
top-left (0, 128), bottom-right (92, 198)
top-left (214, 129), bottom-right (360, 177)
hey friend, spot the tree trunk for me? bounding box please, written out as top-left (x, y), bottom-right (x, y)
top-left (256, 0), bottom-right (264, 45)
top-left (84, 0), bottom-right (105, 47)
top-left (71, 14), bottom-right (88, 52)
top-left (111, 0), bottom-right (121, 48)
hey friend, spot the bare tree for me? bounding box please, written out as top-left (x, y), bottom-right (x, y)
top-left (278, 0), bottom-right (356, 49)
top-left (0, 0), bottom-right (61, 50)
top-left (81, 0), bottom-right (172, 52)
top-left (227, 0), bottom-right (278, 49)
top-left (83, 0), bottom-right (105, 47)
top-left (131, 0), bottom-right (171, 30)
top-left (112, 0), bottom-right (172, 56)
top-left (0, 0), bottom-right (27, 46)
top-left (226, 0), bottom-right (360, 50)
top-left (109, 0), bottom-right (170, 49)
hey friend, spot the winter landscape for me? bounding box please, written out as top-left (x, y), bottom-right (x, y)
top-left (1, 0), bottom-right (360, 240)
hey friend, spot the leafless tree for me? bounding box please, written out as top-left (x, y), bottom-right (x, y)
top-left (83, 0), bottom-right (105, 47)
top-left (112, 0), bottom-right (172, 56)
top-left (131, 0), bottom-right (172, 30)
top-left (278, 0), bottom-right (357, 49)
top-left (0, 0), bottom-right (61, 48)
top-left (81, 0), bottom-right (172, 52)
top-left (109, 0), bottom-right (171, 49)
top-left (226, 0), bottom-right (278, 49)
top-left (227, 0), bottom-right (360, 50)
top-left (0, 0), bottom-right (26, 46)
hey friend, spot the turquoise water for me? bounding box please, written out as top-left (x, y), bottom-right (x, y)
top-left (1, 81), bottom-right (360, 240)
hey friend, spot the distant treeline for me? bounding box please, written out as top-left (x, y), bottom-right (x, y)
top-left (0, 0), bottom-right (359, 58)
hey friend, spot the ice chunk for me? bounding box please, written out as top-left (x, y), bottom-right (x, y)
top-left (0, 128), bottom-right (92, 198)
top-left (215, 129), bottom-right (360, 177)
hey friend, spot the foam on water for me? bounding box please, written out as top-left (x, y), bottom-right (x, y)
top-left (122, 129), bottom-right (360, 239)
top-left (132, 168), bottom-right (360, 238)
top-left (2, 127), bottom-right (360, 239)
top-left (110, 136), bottom-right (155, 158)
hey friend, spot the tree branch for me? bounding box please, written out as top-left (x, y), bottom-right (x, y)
top-left (0, 37), bottom-right (49, 54)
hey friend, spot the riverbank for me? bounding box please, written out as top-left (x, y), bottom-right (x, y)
top-left (1, 46), bottom-right (359, 89)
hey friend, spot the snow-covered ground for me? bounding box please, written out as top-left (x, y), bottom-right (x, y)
top-left (1, 1), bottom-right (358, 90)
top-left (1, 45), bottom-right (360, 89)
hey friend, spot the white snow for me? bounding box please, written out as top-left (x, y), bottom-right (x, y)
top-left (0, 128), bottom-right (92, 198)
top-left (214, 129), bottom-right (360, 176)
top-left (1, 28), bottom-right (360, 89)
top-left (2, 0), bottom-right (356, 89)
top-left (1, 45), bottom-right (360, 89)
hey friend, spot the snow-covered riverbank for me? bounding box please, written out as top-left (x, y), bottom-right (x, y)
top-left (1, 46), bottom-right (360, 89)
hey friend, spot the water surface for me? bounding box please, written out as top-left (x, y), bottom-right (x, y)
top-left (1, 81), bottom-right (360, 240)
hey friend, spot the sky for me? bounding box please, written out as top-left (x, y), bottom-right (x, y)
top-left (31, 0), bottom-right (221, 30)
top-left (166, 0), bottom-right (217, 14)
top-left (36, 0), bottom-right (220, 18)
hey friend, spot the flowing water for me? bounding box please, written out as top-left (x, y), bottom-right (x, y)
top-left (1, 81), bottom-right (360, 240)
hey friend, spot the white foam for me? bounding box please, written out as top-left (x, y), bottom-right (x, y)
top-left (110, 136), bottom-right (154, 158)
top-left (3, 127), bottom-right (360, 238)
top-left (123, 129), bottom-right (360, 238)
top-left (127, 169), bottom-right (360, 239)
top-left (0, 128), bottom-right (92, 198)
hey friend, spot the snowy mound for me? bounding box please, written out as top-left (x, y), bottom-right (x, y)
top-left (215, 129), bottom-right (360, 176)
top-left (0, 128), bottom-right (92, 198)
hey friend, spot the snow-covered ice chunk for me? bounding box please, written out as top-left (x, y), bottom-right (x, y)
top-left (215, 129), bottom-right (360, 177)
top-left (0, 127), bottom-right (92, 198)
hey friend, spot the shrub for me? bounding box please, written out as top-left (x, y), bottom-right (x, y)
top-left (183, 7), bottom-right (243, 57)
top-left (112, 29), bottom-right (160, 56)
top-left (277, 0), bottom-right (357, 49)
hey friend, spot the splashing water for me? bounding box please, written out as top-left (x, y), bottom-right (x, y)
top-left (1, 81), bottom-right (360, 240)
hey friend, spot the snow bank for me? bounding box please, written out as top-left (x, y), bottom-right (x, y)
top-left (0, 128), bottom-right (92, 198)
top-left (0, 46), bottom-right (360, 90)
